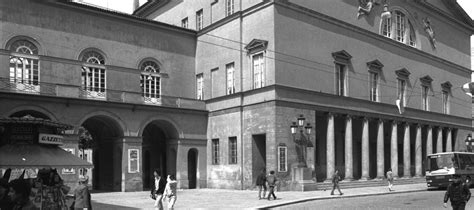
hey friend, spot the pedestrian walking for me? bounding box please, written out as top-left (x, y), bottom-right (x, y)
top-left (164, 175), bottom-right (177, 210)
top-left (150, 170), bottom-right (166, 210)
top-left (330, 170), bottom-right (343, 195)
top-left (256, 169), bottom-right (267, 200)
top-left (443, 174), bottom-right (471, 209)
top-left (386, 168), bottom-right (394, 192)
top-left (266, 170), bottom-right (278, 200)
top-left (72, 175), bottom-right (92, 210)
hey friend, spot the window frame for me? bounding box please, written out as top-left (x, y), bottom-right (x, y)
top-left (196, 9), bottom-right (203, 30)
top-left (277, 145), bottom-right (288, 172)
top-left (252, 52), bottom-right (265, 89)
top-left (140, 60), bottom-right (161, 104)
top-left (8, 39), bottom-right (41, 93)
top-left (228, 137), bottom-right (237, 164)
top-left (369, 71), bottom-right (379, 102)
top-left (196, 73), bottom-right (204, 100)
top-left (80, 50), bottom-right (107, 99)
top-left (182, 17), bottom-right (188, 28)
top-left (335, 63), bottom-right (347, 96)
top-left (225, 0), bottom-right (234, 16)
top-left (212, 138), bottom-right (220, 165)
top-left (380, 9), bottom-right (416, 47)
top-left (421, 85), bottom-right (429, 111)
top-left (397, 78), bottom-right (407, 107)
top-left (226, 62), bottom-right (235, 95)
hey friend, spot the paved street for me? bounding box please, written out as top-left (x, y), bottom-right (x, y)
top-left (87, 183), bottom-right (429, 209)
top-left (275, 190), bottom-right (474, 210)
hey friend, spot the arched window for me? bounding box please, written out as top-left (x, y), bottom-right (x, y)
top-left (80, 50), bottom-right (106, 99)
top-left (9, 39), bottom-right (40, 92)
top-left (140, 60), bottom-right (161, 103)
top-left (380, 10), bottom-right (416, 47)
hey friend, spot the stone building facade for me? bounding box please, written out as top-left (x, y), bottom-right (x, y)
top-left (0, 0), bottom-right (473, 192)
top-left (135, 0), bottom-right (474, 190)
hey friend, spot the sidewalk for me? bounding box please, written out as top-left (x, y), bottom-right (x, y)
top-left (89, 183), bottom-right (427, 209)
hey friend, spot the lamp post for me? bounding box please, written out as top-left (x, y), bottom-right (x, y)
top-left (290, 115), bottom-right (314, 168)
top-left (466, 135), bottom-right (473, 152)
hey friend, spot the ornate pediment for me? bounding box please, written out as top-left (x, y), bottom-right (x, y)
top-left (395, 68), bottom-right (410, 79)
top-left (441, 81), bottom-right (452, 89)
top-left (419, 75), bottom-right (433, 84)
top-left (331, 50), bottom-right (352, 63)
top-left (367, 59), bottom-right (384, 70)
top-left (245, 39), bottom-right (268, 54)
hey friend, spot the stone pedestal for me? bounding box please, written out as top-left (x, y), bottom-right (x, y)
top-left (290, 167), bottom-right (316, 191)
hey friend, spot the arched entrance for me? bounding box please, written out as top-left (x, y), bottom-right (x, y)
top-left (141, 120), bottom-right (178, 190)
top-left (187, 149), bottom-right (198, 189)
top-left (81, 115), bottom-right (123, 192)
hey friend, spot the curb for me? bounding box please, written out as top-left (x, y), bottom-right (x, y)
top-left (255, 188), bottom-right (427, 209)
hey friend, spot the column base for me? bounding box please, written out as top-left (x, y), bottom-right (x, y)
top-left (358, 177), bottom-right (370, 181)
top-left (290, 167), bottom-right (316, 191)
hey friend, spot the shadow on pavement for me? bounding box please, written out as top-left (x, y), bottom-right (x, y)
top-left (92, 201), bottom-right (141, 210)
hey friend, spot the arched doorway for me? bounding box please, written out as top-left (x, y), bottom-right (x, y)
top-left (141, 120), bottom-right (178, 190)
top-left (187, 149), bottom-right (198, 189)
top-left (82, 115), bottom-right (123, 192)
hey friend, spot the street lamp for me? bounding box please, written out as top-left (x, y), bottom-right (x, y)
top-left (291, 115), bottom-right (314, 168)
top-left (466, 135), bottom-right (473, 152)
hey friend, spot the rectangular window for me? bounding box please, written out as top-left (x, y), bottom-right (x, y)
top-left (382, 18), bottom-right (391, 38)
top-left (181, 17), bottom-right (188, 28)
top-left (212, 138), bottom-right (219, 165)
top-left (229, 137), bottom-right (237, 164)
top-left (196, 9), bottom-right (203, 30)
top-left (395, 11), bottom-right (406, 42)
top-left (422, 85), bottom-right (429, 111)
top-left (225, 0), bottom-right (234, 16)
top-left (226, 62), bottom-right (235, 95)
top-left (252, 53), bottom-right (264, 89)
top-left (397, 79), bottom-right (406, 107)
top-left (278, 146), bottom-right (287, 172)
top-left (442, 90), bottom-right (449, 114)
top-left (196, 73), bottom-right (204, 100)
top-left (369, 71), bottom-right (378, 102)
top-left (335, 63), bottom-right (346, 96)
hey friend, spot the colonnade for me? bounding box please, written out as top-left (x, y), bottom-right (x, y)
top-left (324, 113), bottom-right (455, 180)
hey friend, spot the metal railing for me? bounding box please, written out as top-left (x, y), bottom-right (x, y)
top-left (0, 77), bottom-right (206, 110)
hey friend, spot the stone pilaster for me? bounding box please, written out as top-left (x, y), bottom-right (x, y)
top-left (361, 117), bottom-right (370, 180)
top-left (391, 120), bottom-right (398, 178)
top-left (415, 124), bottom-right (422, 177)
top-left (326, 113), bottom-right (335, 181)
top-left (344, 115), bottom-right (353, 180)
top-left (376, 119), bottom-right (384, 179)
top-left (403, 123), bottom-right (411, 178)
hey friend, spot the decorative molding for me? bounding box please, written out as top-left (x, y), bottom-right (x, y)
top-left (441, 81), bottom-right (452, 89)
top-left (395, 68), bottom-right (411, 79)
top-left (419, 75), bottom-right (433, 84)
top-left (245, 39), bottom-right (268, 54)
top-left (331, 50), bottom-right (352, 64)
top-left (367, 59), bottom-right (384, 71)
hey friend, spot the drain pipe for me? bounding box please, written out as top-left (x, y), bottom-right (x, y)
top-left (239, 0), bottom-right (244, 191)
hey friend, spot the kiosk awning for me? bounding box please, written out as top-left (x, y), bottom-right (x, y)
top-left (0, 144), bottom-right (93, 169)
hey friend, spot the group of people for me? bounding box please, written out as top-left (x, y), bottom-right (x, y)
top-left (150, 170), bottom-right (178, 210)
top-left (255, 170), bottom-right (278, 200)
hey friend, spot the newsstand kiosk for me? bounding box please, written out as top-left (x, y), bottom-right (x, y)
top-left (0, 115), bottom-right (93, 209)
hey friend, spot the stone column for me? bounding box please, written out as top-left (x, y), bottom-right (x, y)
top-left (326, 113), bottom-right (335, 181)
top-left (403, 123), bottom-right (411, 178)
top-left (426, 125), bottom-right (433, 155)
top-left (344, 115), bottom-right (353, 180)
top-left (361, 117), bottom-right (370, 180)
top-left (437, 128), bottom-right (443, 153)
top-left (415, 124), bottom-right (422, 177)
top-left (446, 128), bottom-right (452, 152)
top-left (377, 119), bottom-right (384, 179)
top-left (391, 121), bottom-right (399, 178)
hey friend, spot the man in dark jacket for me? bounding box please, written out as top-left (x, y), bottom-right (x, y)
top-left (444, 174), bottom-right (471, 210)
top-left (256, 169), bottom-right (267, 200)
top-left (330, 170), bottom-right (343, 195)
top-left (151, 170), bottom-right (166, 210)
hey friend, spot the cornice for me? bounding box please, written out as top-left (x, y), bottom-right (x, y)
top-left (274, 1), bottom-right (471, 74)
top-left (415, 0), bottom-right (474, 32)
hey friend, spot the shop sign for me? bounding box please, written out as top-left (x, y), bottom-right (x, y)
top-left (38, 133), bottom-right (63, 145)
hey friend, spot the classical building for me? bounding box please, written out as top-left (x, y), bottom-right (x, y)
top-left (0, 0), bottom-right (473, 191)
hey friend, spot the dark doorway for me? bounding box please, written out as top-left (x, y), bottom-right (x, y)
top-left (82, 116), bottom-right (122, 192)
top-left (187, 149), bottom-right (198, 189)
top-left (143, 151), bottom-right (151, 189)
top-left (252, 134), bottom-right (266, 183)
top-left (142, 123), bottom-right (168, 190)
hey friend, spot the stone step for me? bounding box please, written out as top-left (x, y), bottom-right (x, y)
top-left (314, 177), bottom-right (426, 190)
